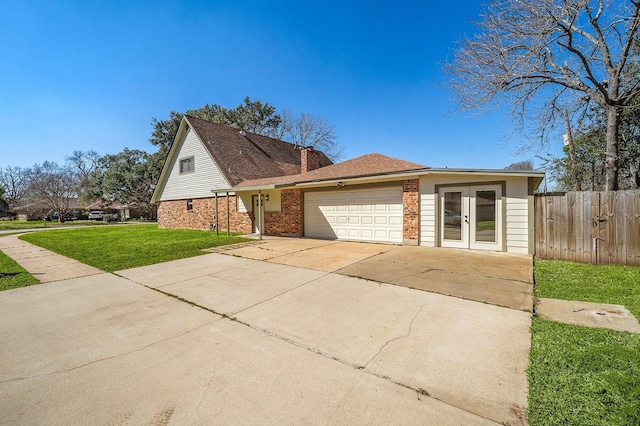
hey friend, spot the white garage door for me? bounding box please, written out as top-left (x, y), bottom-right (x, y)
top-left (304, 187), bottom-right (403, 243)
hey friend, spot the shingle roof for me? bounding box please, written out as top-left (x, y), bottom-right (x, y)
top-left (236, 153), bottom-right (428, 188)
top-left (186, 116), bottom-right (333, 187)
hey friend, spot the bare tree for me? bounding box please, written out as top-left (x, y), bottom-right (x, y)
top-left (0, 166), bottom-right (32, 209)
top-left (447, 0), bottom-right (640, 190)
top-left (272, 110), bottom-right (343, 161)
top-left (28, 162), bottom-right (79, 222)
top-left (66, 150), bottom-right (100, 205)
top-left (504, 160), bottom-right (535, 170)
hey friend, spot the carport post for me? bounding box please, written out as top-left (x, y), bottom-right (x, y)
top-left (226, 192), bottom-right (230, 237)
top-left (215, 193), bottom-right (219, 235)
top-left (258, 190), bottom-right (263, 240)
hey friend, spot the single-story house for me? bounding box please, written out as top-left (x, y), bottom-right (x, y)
top-left (85, 200), bottom-right (156, 220)
top-left (13, 198), bottom-right (84, 221)
top-left (151, 116), bottom-right (544, 254)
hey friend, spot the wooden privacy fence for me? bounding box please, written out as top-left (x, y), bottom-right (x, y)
top-left (534, 190), bottom-right (640, 265)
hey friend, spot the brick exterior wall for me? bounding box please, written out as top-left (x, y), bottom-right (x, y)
top-left (403, 179), bottom-right (420, 245)
top-left (159, 183), bottom-right (419, 245)
top-left (157, 196), bottom-right (252, 233)
top-left (264, 189), bottom-right (302, 236)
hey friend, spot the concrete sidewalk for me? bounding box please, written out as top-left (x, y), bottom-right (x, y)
top-left (0, 234), bottom-right (102, 283)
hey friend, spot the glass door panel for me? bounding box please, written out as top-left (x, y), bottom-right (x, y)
top-left (443, 191), bottom-right (463, 241)
top-left (474, 190), bottom-right (496, 243)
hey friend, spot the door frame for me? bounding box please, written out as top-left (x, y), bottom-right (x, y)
top-left (437, 182), bottom-right (504, 251)
top-left (251, 194), bottom-right (265, 234)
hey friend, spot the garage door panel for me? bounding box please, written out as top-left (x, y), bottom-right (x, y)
top-left (304, 187), bottom-right (403, 243)
top-left (389, 216), bottom-right (402, 226)
top-left (388, 230), bottom-right (403, 240)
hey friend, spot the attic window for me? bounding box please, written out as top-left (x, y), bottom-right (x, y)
top-left (180, 157), bottom-right (194, 174)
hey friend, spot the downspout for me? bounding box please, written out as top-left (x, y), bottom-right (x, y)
top-left (226, 191), bottom-right (230, 237)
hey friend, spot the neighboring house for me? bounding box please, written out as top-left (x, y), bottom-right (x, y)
top-left (13, 197), bottom-right (84, 221)
top-left (152, 116), bottom-right (544, 254)
top-left (85, 200), bottom-right (156, 220)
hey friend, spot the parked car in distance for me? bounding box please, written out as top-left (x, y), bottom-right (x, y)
top-left (88, 211), bottom-right (105, 221)
top-left (444, 209), bottom-right (462, 226)
top-left (44, 213), bottom-right (59, 222)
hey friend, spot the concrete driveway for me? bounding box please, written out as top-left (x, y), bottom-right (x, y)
top-left (214, 238), bottom-right (534, 311)
top-left (0, 239), bottom-right (532, 425)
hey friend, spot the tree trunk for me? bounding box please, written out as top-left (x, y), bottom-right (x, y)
top-left (604, 107), bottom-right (620, 191)
top-left (631, 162), bottom-right (640, 189)
top-left (563, 110), bottom-right (580, 190)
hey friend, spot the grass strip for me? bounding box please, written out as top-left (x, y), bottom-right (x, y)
top-left (534, 259), bottom-right (640, 318)
top-left (0, 220), bottom-right (110, 231)
top-left (0, 250), bottom-right (39, 291)
top-left (527, 317), bottom-right (640, 425)
top-left (20, 224), bottom-right (251, 272)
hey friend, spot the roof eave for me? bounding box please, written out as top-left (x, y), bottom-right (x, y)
top-left (210, 167), bottom-right (546, 193)
top-left (425, 168), bottom-right (546, 178)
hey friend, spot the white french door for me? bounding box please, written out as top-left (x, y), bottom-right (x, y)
top-left (439, 185), bottom-right (502, 251)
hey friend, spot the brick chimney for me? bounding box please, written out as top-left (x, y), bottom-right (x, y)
top-left (301, 147), bottom-right (322, 173)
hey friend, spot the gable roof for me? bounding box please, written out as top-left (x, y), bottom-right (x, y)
top-left (186, 116), bottom-right (332, 186)
top-left (236, 153), bottom-right (428, 188)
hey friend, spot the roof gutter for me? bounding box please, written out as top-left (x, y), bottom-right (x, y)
top-left (212, 168), bottom-right (546, 193)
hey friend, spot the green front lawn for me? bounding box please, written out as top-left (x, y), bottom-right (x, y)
top-left (529, 259), bottom-right (640, 425)
top-left (20, 224), bottom-right (251, 272)
top-left (0, 250), bottom-right (39, 291)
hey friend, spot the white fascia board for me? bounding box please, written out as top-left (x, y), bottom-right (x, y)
top-left (211, 167), bottom-right (545, 194)
top-left (425, 168), bottom-right (545, 178)
top-left (211, 185), bottom-right (274, 193)
top-left (293, 171), bottom-right (424, 188)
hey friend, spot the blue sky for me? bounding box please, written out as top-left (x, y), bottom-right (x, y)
top-left (0, 0), bottom-right (558, 170)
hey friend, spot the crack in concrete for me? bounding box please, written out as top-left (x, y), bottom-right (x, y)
top-left (363, 304), bottom-right (426, 368)
top-left (115, 259), bottom-right (505, 424)
top-left (196, 366), bottom-right (217, 415)
top-left (0, 317), bottom-right (220, 384)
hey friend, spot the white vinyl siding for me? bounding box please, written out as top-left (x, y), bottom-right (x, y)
top-left (420, 192), bottom-right (437, 246)
top-left (157, 129), bottom-right (231, 201)
top-left (236, 190), bottom-right (281, 213)
top-left (505, 179), bottom-right (530, 254)
top-left (419, 175), bottom-right (533, 254)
